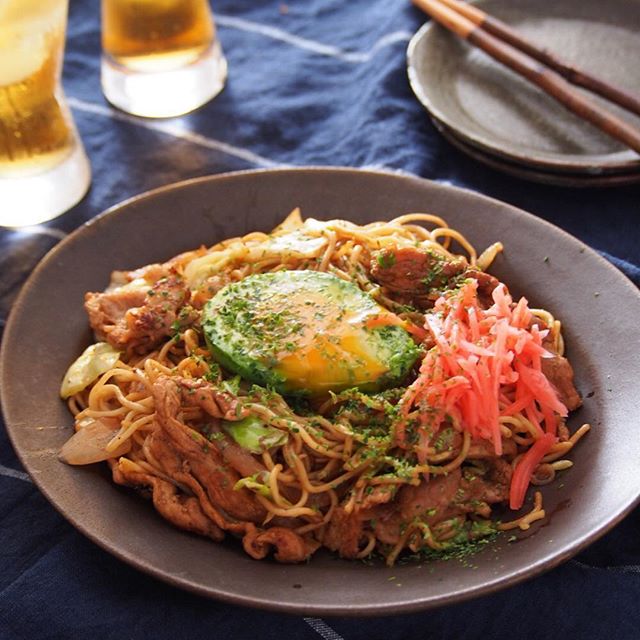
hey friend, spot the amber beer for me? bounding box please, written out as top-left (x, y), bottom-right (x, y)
top-left (0, 0), bottom-right (90, 226)
top-left (103, 0), bottom-right (217, 72)
top-left (101, 0), bottom-right (227, 117)
top-left (0, 0), bottom-right (74, 175)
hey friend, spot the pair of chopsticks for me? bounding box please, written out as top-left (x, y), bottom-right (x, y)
top-left (412, 0), bottom-right (640, 155)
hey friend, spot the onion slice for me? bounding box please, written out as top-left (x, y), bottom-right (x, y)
top-left (60, 416), bottom-right (131, 465)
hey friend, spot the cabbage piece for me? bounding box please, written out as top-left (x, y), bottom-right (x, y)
top-left (60, 342), bottom-right (121, 399)
top-left (223, 416), bottom-right (288, 454)
top-left (59, 416), bottom-right (131, 465)
top-left (234, 472), bottom-right (273, 497)
top-left (270, 207), bottom-right (303, 235)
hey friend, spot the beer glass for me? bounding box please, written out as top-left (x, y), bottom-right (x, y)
top-left (0, 0), bottom-right (91, 227)
top-left (101, 0), bottom-right (228, 118)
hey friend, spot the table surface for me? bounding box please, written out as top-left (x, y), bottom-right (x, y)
top-left (1, 1), bottom-right (639, 638)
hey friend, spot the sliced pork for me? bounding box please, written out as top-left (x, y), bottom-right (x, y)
top-left (370, 247), bottom-right (499, 309)
top-left (85, 274), bottom-right (190, 351)
top-left (541, 355), bottom-right (582, 411)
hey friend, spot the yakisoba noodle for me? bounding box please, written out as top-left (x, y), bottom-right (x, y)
top-left (61, 210), bottom-right (589, 565)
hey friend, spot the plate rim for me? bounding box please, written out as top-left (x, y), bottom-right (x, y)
top-left (432, 120), bottom-right (640, 187)
top-left (407, 1), bottom-right (640, 174)
top-left (2, 166), bottom-right (640, 616)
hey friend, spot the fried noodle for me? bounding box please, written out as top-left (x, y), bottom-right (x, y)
top-left (62, 209), bottom-right (589, 565)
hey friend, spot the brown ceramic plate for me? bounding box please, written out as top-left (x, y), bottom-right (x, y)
top-left (2, 168), bottom-right (640, 616)
top-left (407, 0), bottom-right (640, 175)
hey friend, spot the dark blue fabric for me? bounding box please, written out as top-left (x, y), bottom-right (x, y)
top-left (1, 1), bottom-right (639, 638)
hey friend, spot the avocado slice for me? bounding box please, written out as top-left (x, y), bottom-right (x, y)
top-left (202, 270), bottom-right (419, 395)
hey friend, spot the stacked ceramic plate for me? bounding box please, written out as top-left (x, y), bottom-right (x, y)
top-left (407, 0), bottom-right (640, 186)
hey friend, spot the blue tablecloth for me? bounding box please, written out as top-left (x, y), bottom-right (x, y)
top-left (1, 1), bottom-right (639, 638)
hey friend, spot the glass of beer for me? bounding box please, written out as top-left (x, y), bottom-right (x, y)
top-left (0, 0), bottom-right (91, 228)
top-left (101, 0), bottom-right (228, 118)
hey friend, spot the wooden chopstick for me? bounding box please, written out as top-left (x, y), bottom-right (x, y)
top-left (435, 0), bottom-right (640, 119)
top-left (412, 0), bottom-right (640, 155)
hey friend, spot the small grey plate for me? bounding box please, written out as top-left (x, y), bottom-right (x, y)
top-left (408, 0), bottom-right (640, 175)
top-left (434, 120), bottom-right (640, 187)
top-left (2, 168), bottom-right (640, 615)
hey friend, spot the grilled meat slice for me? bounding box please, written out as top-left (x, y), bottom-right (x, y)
top-left (85, 274), bottom-right (190, 351)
